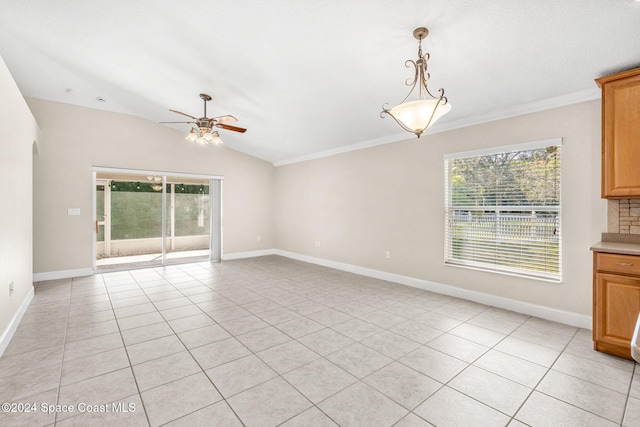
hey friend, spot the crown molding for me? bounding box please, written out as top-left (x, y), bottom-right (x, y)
top-left (273, 132), bottom-right (411, 167)
top-left (430, 87), bottom-right (601, 134)
top-left (273, 87), bottom-right (601, 167)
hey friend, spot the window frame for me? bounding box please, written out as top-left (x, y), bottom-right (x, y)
top-left (443, 138), bottom-right (563, 282)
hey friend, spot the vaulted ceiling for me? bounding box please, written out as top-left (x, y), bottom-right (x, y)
top-left (1, 0), bottom-right (639, 164)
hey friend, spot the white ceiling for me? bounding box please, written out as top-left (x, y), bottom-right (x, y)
top-left (1, 0), bottom-right (639, 164)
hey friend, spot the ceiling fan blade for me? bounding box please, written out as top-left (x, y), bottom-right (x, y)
top-left (216, 123), bottom-right (247, 133)
top-left (169, 109), bottom-right (198, 120)
top-left (213, 115), bottom-right (238, 124)
top-left (159, 121), bottom-right (196, 124)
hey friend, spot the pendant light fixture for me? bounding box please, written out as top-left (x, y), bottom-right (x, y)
top-left (381, 27), bottom-right (451, 138)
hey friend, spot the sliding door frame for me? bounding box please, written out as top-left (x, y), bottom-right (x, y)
top-left (92, 166), bottom-right (224, 271)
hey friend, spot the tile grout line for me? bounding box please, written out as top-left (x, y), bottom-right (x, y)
top-left (399, 307), bottom-right (531, 425)
top-left (619, 361), bottom-right (637, 426)
top-left (224, 294), bottom-right (474, 424)
top-left (505, 326), bottom-right (632, 425)
top-left (504, 326), bottom-right (578, 425)
top-left (167, 269), bottom-right (257, 426)
top-left (11, 257), bottom-right (637, 426)
top-left (106, 270), bottom-right (153, 427)
top-left (126, 264), bottom-right (229, 425)
top-left (52, 277), bottom-right (73, 426)
top-left (403, 308), bottom-right (600, 423)
top-left (220, 272), bottom-right (347, 426)
top-left (196, 274), bottom-right (527, 424)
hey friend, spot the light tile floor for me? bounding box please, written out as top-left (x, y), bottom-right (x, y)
top-left (1, 255), bottom-right (639, 426)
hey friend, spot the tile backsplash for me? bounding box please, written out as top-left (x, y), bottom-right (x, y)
top-left (608, 199), bottom-right (640, 234)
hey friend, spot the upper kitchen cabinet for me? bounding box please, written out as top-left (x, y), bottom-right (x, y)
top-left (596, 68), bottom-right (640, 198)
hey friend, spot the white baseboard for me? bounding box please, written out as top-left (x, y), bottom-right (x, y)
top-left (33, 268), bottom-right (94, 282)
top-left (0, 286), bottom-right (34, 357)
top-left (30, 250), bottom-right (591, 330)
top-left (222, 249), bottom-right (276, 261)
top-left (32, 252), bottom-right (281, 280)
top-left (274, 249), bottom-right (592, 330)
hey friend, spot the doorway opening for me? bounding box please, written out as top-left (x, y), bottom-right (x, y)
top-left (93, 168), bottom-right (222, 271)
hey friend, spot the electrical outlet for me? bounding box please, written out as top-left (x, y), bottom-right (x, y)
top-left (385, 251), bottom-right (391, 259)
top-left (257, 235), bottom-right (261, 242)
top-left (314, 241), bottom-right (321, 247)
top-left (9, 281), bottom-right (14, 296)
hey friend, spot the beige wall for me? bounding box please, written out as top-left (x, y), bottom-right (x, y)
top-left (14, 85), bottom-right (606, 320)
top-left (28, 99), bottom-right (274, 274)
top-left (0, 56), bottom-right (39, 351)
top-left (274, 101), bottom-right (605, 315)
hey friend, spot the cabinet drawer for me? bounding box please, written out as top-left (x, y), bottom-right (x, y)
top-left (596, 253), bottom-right (640, 275)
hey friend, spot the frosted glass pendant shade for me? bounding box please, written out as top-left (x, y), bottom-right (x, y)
top-left (211, 131), bottom-right (223, 145)
top-left (389, 99), bottom-right (452, 136)
top-left (185, 129), bottom-right (198, 142)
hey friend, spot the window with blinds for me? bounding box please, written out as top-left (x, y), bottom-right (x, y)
top-left (444, 139), bottom-right (562, 281)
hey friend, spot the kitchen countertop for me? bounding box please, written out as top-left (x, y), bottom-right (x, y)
top-left (590, 241), bottom-right (640, 256)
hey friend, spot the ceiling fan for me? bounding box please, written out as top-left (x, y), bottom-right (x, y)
top-left (161, 93), bottom-right (246, 145)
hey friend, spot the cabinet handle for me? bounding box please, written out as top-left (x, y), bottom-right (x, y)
top-left (616, 262), bottom-right (634, 267)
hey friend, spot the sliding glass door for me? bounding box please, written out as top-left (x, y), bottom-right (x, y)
top-left (93, 169), bottom-right (222, 270)
top-left (164, 175), bottom-right (212, 264)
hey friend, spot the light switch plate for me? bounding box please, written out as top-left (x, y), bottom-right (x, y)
top-left (67, 208), bottom-right (81, 216)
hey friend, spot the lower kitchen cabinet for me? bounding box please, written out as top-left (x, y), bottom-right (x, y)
top-left (593, 251), bottom-right (640, 360)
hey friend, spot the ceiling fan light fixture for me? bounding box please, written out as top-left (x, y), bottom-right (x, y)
top-left (381, 27), bottom-right (451, 138)
top-left (185, 128), bottom-right (198, 142)
top-left (186, 126), bottom-right (222, 145)
top-left (211, 131), bottom-right (223, 145)
top-left (146, 175), bottom-right (163, 191)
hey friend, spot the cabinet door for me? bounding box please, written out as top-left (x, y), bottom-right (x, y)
top-left (600, 70), bottom-right (640, 197)
top-left (594, 272), bottom-right (640, 359)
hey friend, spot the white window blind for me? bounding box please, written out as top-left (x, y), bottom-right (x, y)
top-left (444, 139), bottom-right (562, 281)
